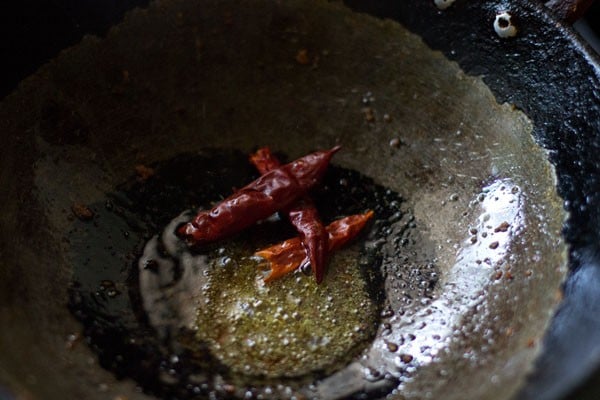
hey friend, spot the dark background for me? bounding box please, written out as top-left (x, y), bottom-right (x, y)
top-left (0, 1), bottom-right (599, 99)
top-left (1, 0), bottom-right (153, 98)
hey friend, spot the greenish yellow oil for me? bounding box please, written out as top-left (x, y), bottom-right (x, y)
top-left (195, 247), bottom-right (377, 378)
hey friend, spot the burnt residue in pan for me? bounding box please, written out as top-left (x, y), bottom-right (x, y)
top-left (67, 149), bottom-right (436, 399)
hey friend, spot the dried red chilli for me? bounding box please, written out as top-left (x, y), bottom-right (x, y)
top-left (255, 211), bottom-right (374, 282)
top-left (249, 147), bottom-right (329, 283)
top-left (177, 146), bottom-right (340, 246)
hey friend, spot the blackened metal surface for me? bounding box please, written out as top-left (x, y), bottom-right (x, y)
top-left (0, 0), bottom-right (151, 98)
top-left (343, 1), bottom-right (600, 399)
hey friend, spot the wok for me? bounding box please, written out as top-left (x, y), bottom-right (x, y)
top-left (0, 1), bottom-right (599, 399)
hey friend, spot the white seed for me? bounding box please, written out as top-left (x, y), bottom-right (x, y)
top-left (494, 12), bottom-right (517, 38)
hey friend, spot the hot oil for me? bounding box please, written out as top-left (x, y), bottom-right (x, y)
top-left (68, 150), bottom-right (427, 399)
top-left (194, 243), bottom-right (376, 379)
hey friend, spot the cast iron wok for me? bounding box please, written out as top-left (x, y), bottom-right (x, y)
top-left (0, 1), bottom-right (599, 399)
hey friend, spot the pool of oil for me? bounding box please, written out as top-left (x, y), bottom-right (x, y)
top-left (192, 246), bottom-right (377, 378)
top-left (68, 149), bottom-right (425, 398)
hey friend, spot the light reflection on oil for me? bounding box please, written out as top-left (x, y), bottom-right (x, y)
top-left (139, 212), bottom-right (210, 341)
top-left (313, 179), bottom-right (525, 396)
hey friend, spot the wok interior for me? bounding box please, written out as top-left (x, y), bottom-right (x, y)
top-left (0, 0), bottom-right (567, 399)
